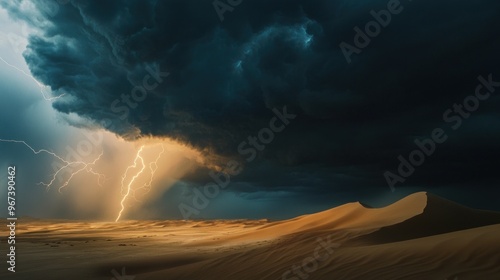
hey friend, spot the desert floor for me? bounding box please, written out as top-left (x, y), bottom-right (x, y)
top-left (1, 192), bottom-right (499, 280)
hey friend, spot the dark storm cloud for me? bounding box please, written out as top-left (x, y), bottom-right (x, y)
top-left (4, 0), bottom-right (500, 200)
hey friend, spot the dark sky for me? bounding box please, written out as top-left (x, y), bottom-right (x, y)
top-left (0, 0), bottom-right (499, 220)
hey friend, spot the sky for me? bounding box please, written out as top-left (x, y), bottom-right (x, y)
top-left (0, 0), bottom-right (499, 221)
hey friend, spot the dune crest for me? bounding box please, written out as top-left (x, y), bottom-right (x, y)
top-left (225, 191), bottom-right (429, 243)
top-left (355, 192), bottom-right (500, 243)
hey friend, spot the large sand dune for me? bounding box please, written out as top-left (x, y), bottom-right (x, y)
top-left (2, 192), bottom-right (499, 280)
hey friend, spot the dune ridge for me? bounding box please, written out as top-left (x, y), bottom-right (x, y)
top-left (354, 192), bottom-right (500, 243)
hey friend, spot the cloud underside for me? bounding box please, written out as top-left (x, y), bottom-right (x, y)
top-left (3, 0), bottom-right (500, 193)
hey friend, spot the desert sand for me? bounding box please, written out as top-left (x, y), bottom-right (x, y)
top-left (1, 192), bottom-right (499, 280)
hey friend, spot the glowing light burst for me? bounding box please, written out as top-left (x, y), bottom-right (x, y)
top-left (115, 144), bottom-right (165, 222)
top-left (0, 56), bottom-right (66, 101)
top-left (0, 139), bottom-right (106, 191)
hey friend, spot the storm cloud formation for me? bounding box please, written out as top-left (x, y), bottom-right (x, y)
top-left (3, 0), bottom-right (500, 212)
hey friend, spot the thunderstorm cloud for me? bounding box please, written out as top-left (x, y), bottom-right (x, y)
top-left (2, 0), bottom-right (500, 216)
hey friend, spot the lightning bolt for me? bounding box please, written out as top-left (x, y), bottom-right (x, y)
top-left (137, 144), bottom-right (165, 198)
top-left (0, 56), bottom-right (65, 101)
top-left (45, 151), bottom-right (105, 194)
top-left (116, 145), bottom-right (146, 222)
top-left (0, 139), bottom-right (106, 192)
top-left (115, 144), bottom-right (165, 222)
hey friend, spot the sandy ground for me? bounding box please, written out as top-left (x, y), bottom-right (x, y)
top-left (1, 192), bottom-right (499, 280)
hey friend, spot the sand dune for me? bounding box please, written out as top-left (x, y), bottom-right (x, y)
top-left (138, 192), bottom-right (500, 280)
top-left (2, 192), bottom-right (499, 280)
top-left (353, 193), bottom-right (500, 244)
